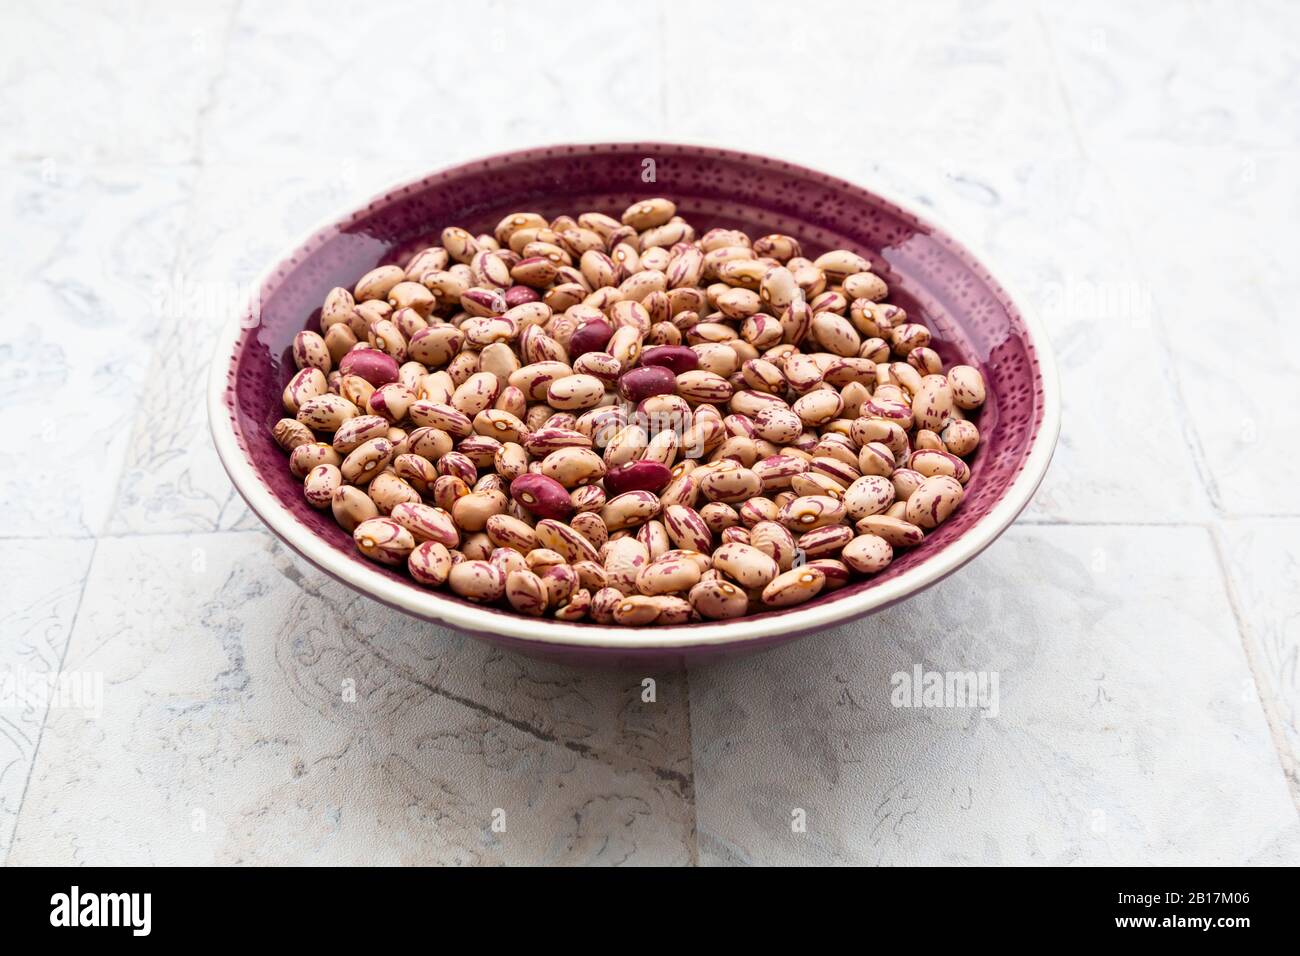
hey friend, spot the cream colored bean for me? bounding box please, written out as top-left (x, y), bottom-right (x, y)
top-left (604, 536), bottom-right (650, 594)
top-left (283, 367), bottom-right (327, 414)
top-left (273, 418), bottom-right (315, 452)
top-left (855, 514), bottom-right (925, 548)
top-left (761, 567), bottom-right (826, 607)
top-left (353, 517), bottom-right (414, 565)
top-left (663, 504), bottom-right (712, 553)
top-left (303, 464), bottom-right (341, 509)
top-left (535, 519), bottom-right (601, 564)
top-left (367, 472), bottom-right (421, 514)
top-left (699, 467), bottom-right (761, 504)
top-left (541, 447), bottom-right (606, 488)
top-left (909, 448), bottom-right (971, 484)
top-left (904, 475), bottom-right (964, 529)
top-left (675, 370), bottom-right (733, 404)
top-left (541, 564), bottom-right (579, 608)
top-left (797, 524), bottom-right (853, 559)
top-left (637, 554), bottom-right (703, 596)
top-left (940, 419), bottom-right (981, 457)
top-left (332, 414), bottom-right (390, 454)
top-left (612, 594), bottom-right (662, 625)
top-left (355, 265), bottom-right (405, 302)
top-left (289, 442), bottom-right (340, 479)
top-left (486, 514), bottom-right (539, 553)
top-left (332, 484), bottom-right (379, 532)
top-left (622, 198), bottom-right (676, 230)
top-left (912, 377), bottom-right (954, 432)
top-left (408, 541), bottom-right (453, 586)
top-left (778, 495), bottom-right (847, 531)
top-left (711, 542), bottom-right (779, 590)
top-left (547, 373), bottom-right (606, 410)
top-left (749, 521), bottom-right (798, 571)
top-left (688, 579), bottom-right (749, 619)
top-left (891, 468), bottom-right (926, 501)
top-left (752, 406), bottom-right (803, 444)
top-left (842, 534), bottom-right (894, 574)
top-left (297, 393), bottom-right (358, 432)
top-left (601, 490), bottom-right (661, 531)
top-left (448, 560), bottom-right (506, 602)
top-left (451, 490), bottom-right (507, 532)
top-left (341, 437), bottom-right (394, 484)
top-left (505, 568), bottom-right (548, 615)
top-left (948, 365), bottom-right (987, 409)
top-left (792, 389), bottom-right (844, 426)
top-left (451, 371), bottom-right (501, 416)
top-left (843, 474), bottom-right (896, 519)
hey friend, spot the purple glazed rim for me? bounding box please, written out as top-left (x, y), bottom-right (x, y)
top-left (208, 141), bottom-right (1061, 651)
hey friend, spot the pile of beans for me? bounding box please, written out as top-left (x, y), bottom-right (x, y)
top-left (271, 199), bottom-right (986, 625)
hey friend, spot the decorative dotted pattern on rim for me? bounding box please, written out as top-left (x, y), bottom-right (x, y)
top-left (223, 143), bottom-right (1044, 631)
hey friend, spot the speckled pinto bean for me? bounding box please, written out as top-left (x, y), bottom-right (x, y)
top-left (711, 542), bottom-right (779, 589)
top-left (535, 519), bottom-right (601, 564)
top-left (270, 203), bottom-right (988, 625)
top-left (353, 518), bottom-right (414, 565)
top-left (387, 502), bottom-right (460, 546)
top-left (408, 541), bottom-right (452, 586)
top-left (448, 560), bottom-right (506, 602)
top-left (688, 578), bottom-right (749, 619)
top-left (601, 490), bottom-right (661, 531)
top-left (904, 475), bottom-right (964, 529)
top-left (761, 567), bottom-right (825, 607)
top-left (303, 464), bottom-right (341, 509)
top-left (843, 474), bottom-right (896, 519)
top-left (637, 554), bottom-right (703, 595)
top-left (779, 495), bottom-right (847, 531)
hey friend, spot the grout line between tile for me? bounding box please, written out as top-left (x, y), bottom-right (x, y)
top-left (97, 0), bottom-right (244, 539)
top-left (4, 538), bottom-right (100, 864)
top-left (681, 663), bottom-right (700, 866)
top-left (1034, 3), bottom-right (1221, 520)
top-left (1206, 524), bottom-right (1300, 815)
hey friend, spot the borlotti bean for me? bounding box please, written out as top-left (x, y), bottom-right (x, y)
top-left (272, 201), bottom-right (989, 625)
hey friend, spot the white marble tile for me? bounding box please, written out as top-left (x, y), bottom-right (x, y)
top-left (0, 538), bottom-right (95, 862)
top-left (7, 531), bottom-right (694, 865)
top-left (1090, 146), bottom-right (1300, 516)
top-left (828, 146), bottom-right (1212, 524)
top-left (1218, 519), bottom-right (1300, 793)
top-left (688, 525), bottom-right (1300, 865)
top-left (1042, 0), bottom-right (1300, 150)
top-left (0, 163), bottom-right (195, 536)
top-left (663, 0), bottom-right (1075, 176)
top-left (0, 1), bottom-right (236, 163)
top-left (106, 162), bottom-right (412, 534)
top-left (202, 0), bottom-right (667, 167)
top-left (1047, 1), bottom-right (1300, 518)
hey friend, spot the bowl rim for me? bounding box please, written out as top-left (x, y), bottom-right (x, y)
top-left (208, 140), bottom-right (1061, 650)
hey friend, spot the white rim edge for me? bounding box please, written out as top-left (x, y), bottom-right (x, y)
top-left (206, 142), bottom-right (1062, 651)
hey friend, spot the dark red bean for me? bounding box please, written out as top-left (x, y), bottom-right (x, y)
top-left (604, 460), bottom-right (672, 497)
top-left (504, 285), bottom-right (540, 307)
top-left (338, 349), bottom-right (399, 386)
top-left (641, 345), bottom-right (699, 375)
top-left (618, 365), bottom-right (677, 404)
top-left (567, 316), bottom-right (614, 356)
top-left (510, 473), bottom-right (574, 520)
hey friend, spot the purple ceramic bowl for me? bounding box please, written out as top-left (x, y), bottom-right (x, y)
top-left (208, 143), bottom-right (1059, 666)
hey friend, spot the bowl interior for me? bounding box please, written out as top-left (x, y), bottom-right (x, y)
top-left (219, 143), bottom-right (1047, 643)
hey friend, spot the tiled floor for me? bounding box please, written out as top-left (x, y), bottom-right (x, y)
top-left (1, 0), bottom-right (1297, 865)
